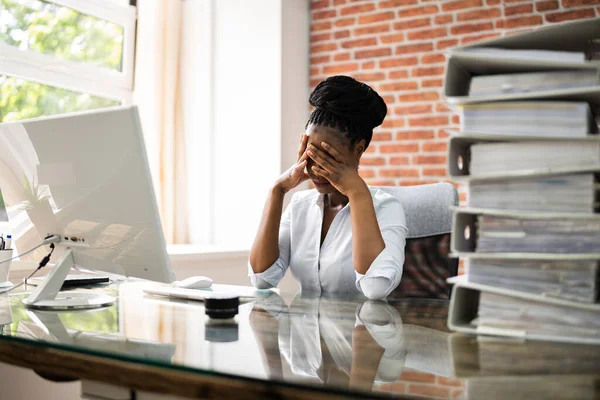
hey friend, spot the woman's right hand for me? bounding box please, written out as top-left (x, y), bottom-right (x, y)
top-left (274, 133), bottom-right (310, 194)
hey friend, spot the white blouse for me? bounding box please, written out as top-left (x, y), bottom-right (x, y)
top-left (248, 187), bottom-right (408, 299)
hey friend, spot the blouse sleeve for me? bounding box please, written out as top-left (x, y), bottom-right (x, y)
top-left (248, 200), bottom-right (293, 289)
top-left (355, 196), bottom-right (408, 300)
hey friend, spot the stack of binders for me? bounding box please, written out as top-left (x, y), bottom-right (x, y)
top-left (443, 18), bottom-right (600, 345)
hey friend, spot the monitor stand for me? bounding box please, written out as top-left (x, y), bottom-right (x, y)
top-left (22, 242), bottom-right (115, 310)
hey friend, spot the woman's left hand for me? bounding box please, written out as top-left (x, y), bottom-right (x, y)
top-left (307, 142), bottom-right (368, 197)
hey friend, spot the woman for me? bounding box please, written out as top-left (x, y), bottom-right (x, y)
top-left (248, 76), bottom-right (407, 300)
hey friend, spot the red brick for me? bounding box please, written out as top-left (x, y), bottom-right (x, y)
top-left (545, 8), bottom-right (596, 23)
top-left (360, 157), bottom-right (386, 166)
top-left (395, 104), bottom-right (433, 115)
top-left (409, 115), bottom-right (448, 126)
top-left (313, 9), bottom-right (337, 20)
top-left (312, 21), bottom-right (332, 32)
top-left (505, 4), bottom-right (534, 15)
top-left (536, 0), bottom-right (559, 11)
top-left (359, 168), bottom-right (376, 178)
top-left (423, 78), bottom-right (444, 88)
top-left (380, 168), bottom-right (419, 177)
top-left (496, 15), bottom-right (543, 28)
top-left (437, 376), bottom-right (465, 387)
top-left (461, 33), bottom-right (500, 44)
top-left (412, 66), bottom-right (444, 77)
top-left (457, 8), bottom-right (501, 21)
top-left (396, 130), bottom-right (435, 140)
top-left (365, 145), bottom-right (376, 153)
top-left (334, 30), bottom-right (350, 39)
top-left (414, 154), bottom-right (447, 164)
top-left (334, 52), bottom-right (351, 61)
top-left (396, 42), bottom-right (434, 54)
top-left (380, 118), bottom-right (406, 128)
top-left (310, 55), bottom-right (330, 64)
top-left (399, 179), bottom-right (437, 186)
top-left (311, 32), bottom-right (331, 43)
top-left (356, 47), bottom-right (392, 59)
top-left (437, 39), bottom-right (459, 50)
top-left (311, 0), bottom-right (330, 10)
top-left (311, 42), bottom-right (337, 53)
top-left (381, 81), bottom-right (417, 91)
top-left (310, 78), bottom-right (322, 87)
top-left (379, 0), bottom-right (419, 7)
top-left (452, 388), bottom-right (466, 399)
top-left (435, 14), bottom-right (453, 24)
top-left (451, 22), bottom-right (494, 35)
top-left (382, 143), bottom-right (420, 153)
top-left (334, 17), bottom-right (355, 27)
top-left (452, 114), bottom-right (461, 124)
top-left (562, 0), bottom-right (600, 6)
top-left (342, 37), bottom-right (377, 48)
top-left (409, 384), bottom-right (451, 398)
top-left (323, 63), bottom-right (359, 74)
top-left (408, 27), bottom-right (447, 41)
top-left (398, 5), bottom-right (439, 18)
top-left (399, 91), bottom-right (439, 102)
top-left (422, 141), bottom-right (448, 152)
top-left (389, 156), bottom-right (411, 165)
top-left (359, 11), bottom-right (395, 24)
top-left (333, 0), bottom-right (346, 5)
top-left (310, 67), bottom-right (319, 76)
top-left (381, 33), bottom-right (405, 44)
top-left (380, 56), bottom-right (419, 68)
top-left (362, 61), bottom-right (376, 69)
top-left (355, 24), bottom-right (390, 36)
top-left (352, 72), bottom-right (386, 82)
top-left (421, 53), bottom-right (446, 64)
top-left (438, 129), bottom-right (452, 138)
top-left (487, 0), bottom-right (501, 4)
top-left (393, 18), bottom-right (431, 30)
top-left (423, 168), bottom-right (448, 176)
top-left (340, 3), bottom-right (375, 16)
top-left (366, 180), bottom-right (395, 186)
top-left (382, 94), bottom-right (395, 104)
top-left (389, 70), bottom-right (409, 79)
top-left (436, 102), bottom-right (451, 112)
top-left (372, 131), bottom-right (393, 141)
top-left (442, 0), bottom-right (483, 11)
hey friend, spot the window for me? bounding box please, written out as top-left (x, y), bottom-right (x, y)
top-left (0, 0), bottom-right (136, 122)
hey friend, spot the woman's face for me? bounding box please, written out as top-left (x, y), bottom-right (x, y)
top-left (305, 124), bottom-right (363, 194)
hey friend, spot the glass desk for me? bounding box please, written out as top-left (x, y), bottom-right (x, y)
top-left (0, 281), bottom-right (598, 400)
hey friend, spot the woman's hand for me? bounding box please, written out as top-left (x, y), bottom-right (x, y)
top-left (308, 142), bottom-right (368, 197)
top-left (274, 134), bottom-right (310, 194)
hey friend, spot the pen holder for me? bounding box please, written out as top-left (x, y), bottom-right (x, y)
top-left (0, 249), bottom-right (13, 288)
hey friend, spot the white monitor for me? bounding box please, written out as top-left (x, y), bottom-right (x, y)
top-left (0, 106), bottom-right (174, 309)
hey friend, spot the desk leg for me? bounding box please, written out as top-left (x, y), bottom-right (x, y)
top-left (81, 380), bottom-right (133, 400)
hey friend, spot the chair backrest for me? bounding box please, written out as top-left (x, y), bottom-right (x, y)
top-left (376, 183), bottom-right (459, 299)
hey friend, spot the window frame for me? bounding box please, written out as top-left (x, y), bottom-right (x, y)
top-left (0, 0), bottom-right (136, 103)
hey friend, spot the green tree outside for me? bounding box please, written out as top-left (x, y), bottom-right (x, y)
top-left (0, 0), bottom-right (123, 122)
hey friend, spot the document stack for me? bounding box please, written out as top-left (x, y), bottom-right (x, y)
top-left (442, 17), bottom-right (600, 345)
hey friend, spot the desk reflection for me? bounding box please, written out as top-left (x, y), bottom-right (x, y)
top-left (250, 292), bottom-right (453, 395)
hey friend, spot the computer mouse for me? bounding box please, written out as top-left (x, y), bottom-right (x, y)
top-left (174, 276), bottom-right (213, 289)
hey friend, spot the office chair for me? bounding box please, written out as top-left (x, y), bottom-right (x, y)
top-left (377, 183), bottom-right (459, 299)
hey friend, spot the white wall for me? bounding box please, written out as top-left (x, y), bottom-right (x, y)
top-left (181, 0), bottom-right (310, 248)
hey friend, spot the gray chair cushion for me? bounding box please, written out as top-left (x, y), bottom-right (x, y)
top-left (377, 183), bottom-right (458, 238)
top-left (376, 183), bottom-right (459, 299)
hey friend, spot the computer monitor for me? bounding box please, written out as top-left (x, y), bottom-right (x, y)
top-left (0, 106), bottom-right (175, 309)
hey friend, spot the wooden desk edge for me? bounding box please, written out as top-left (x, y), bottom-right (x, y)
top-left (0, 339), bottom-right (403, 400)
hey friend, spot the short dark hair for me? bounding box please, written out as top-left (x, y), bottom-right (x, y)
top-left (305, 75), bottom-right (387, 149)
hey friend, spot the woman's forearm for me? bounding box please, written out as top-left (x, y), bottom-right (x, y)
top-left (348, 187), bottom-right (385, 275)
top-left (249, 186), bottom-right (286, 273)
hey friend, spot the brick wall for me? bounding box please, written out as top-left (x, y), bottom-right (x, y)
top-left (310, 0), bottom-right (600, 203)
